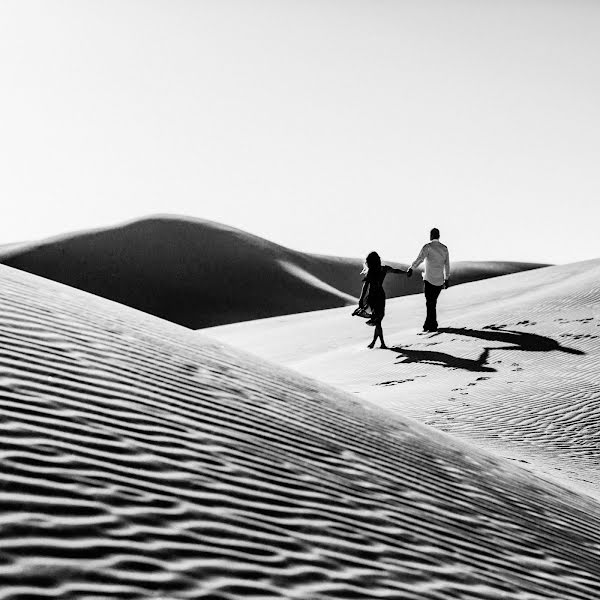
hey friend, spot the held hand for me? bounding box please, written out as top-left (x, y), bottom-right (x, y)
top-left (406, 268), bottom-right (413, 278)
top-left (444, 279), bottom-right (450, 289)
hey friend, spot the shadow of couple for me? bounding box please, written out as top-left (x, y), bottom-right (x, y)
top-left (388, 325), bottom-right (584, 373)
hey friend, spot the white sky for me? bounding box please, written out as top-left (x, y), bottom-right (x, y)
top-left (1, 0), bottom-right (598, 263)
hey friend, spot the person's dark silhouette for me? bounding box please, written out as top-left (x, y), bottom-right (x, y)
top-left (357, 251), bottom-right (407, 349)
top-left (389, 346), bottom-right (496, 372)
top-left (407, 227), bottom-right (450, 332)
top-left (438, 326), bottom-right (585, 355)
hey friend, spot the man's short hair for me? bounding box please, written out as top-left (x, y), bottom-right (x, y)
top-left (430, 227), bottom-right (440, 239)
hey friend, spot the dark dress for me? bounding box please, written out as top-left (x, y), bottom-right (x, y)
top-left (364, 266), bottom-right (391, 322)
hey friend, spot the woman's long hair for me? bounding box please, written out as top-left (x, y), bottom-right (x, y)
top-left (361, 251), bottom-right (382, 275)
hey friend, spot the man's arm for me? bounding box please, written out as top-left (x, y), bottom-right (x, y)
top-left (407, 244), bottom-right (428, 276)
top-left (411, 245), bottom-right (428, 270)
top-left (444, 248), bottom-right (450, 288)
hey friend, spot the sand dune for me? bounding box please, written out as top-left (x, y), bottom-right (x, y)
top-left (0, 264), bottom-right (600, 597)
top-left (207, 259), bottom-right (600, 499)
top-left (0, 215), bottom-right (546, 328)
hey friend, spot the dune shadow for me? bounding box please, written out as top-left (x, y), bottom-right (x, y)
top-left (438, 326), bottom-right (585, 355)
top-left (388, 346), bottom-right (497, 373)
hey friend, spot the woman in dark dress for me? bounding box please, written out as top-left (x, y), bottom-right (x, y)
top-left (358, 251), bottom-right (407, 349)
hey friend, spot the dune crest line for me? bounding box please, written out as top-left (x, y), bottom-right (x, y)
top-left (0, 215), bottom-right (547, 328)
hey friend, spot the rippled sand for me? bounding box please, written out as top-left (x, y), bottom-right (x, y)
top-left (2, 264), bottom-right (600, 598)
top-left (208, 259), bottom-right (600, 499)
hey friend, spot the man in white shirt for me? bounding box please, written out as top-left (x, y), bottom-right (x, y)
top-left (407, 228), bottom-right (450, 332)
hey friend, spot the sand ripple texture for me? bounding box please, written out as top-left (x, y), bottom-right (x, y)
top-left (1, 266), bottom-right (600, 599)
top-left (207, 260), bottom-right (600, 498)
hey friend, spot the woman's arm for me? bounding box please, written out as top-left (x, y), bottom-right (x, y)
top-left (384, 266), bottom-right (407, 275)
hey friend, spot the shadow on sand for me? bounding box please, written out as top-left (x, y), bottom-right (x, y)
top-left (438, 326), bottom-right (585, 355)
top-left (388, 325), bottom-right (584, 373)
top-left (388, 347), bottom-right (497, 373)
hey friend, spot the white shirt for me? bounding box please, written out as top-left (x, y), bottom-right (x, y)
top-left (410, 239), bottom-right (450, 286)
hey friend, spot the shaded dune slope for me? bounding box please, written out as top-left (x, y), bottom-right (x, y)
top-left (0, 266), bottom-right (600, 598)
top-left (0, 216), bottom-right (546, 328)
top-left (208, 259), bottom-right (600, 497)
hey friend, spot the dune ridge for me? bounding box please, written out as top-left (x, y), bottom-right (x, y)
top-left (0, 264), bottom-right (600, 597)
top-left (207, 259), bottom-right (600, 499)
top-left (0, 215), bottom-right (546, 328)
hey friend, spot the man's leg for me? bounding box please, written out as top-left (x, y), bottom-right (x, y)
top-left (423, 282), bottom-right (432, 330)
top-left (424, 281), bottom-right (443, 331)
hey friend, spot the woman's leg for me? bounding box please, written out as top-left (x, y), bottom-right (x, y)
top-left (368, 328), bottom-right (376, 348)
top-left (376, 322), bottom-right (387, 349)
top-left (368, 319), bottom-right (386, 348)
top-left (368, 321), bottom-right (378, 348)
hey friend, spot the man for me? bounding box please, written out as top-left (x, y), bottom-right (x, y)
top-left (407, 228), bottom-right (450, 332)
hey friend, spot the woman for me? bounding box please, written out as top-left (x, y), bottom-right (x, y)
top-left (358, 251), bottom-right (407, 349)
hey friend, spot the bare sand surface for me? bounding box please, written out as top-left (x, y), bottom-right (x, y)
top-left (207, 259), bottom-right (600, 499)
top-left (1, 263), bottom-right (600, 597)
top-left (0, 215), bottom-right (545, 328)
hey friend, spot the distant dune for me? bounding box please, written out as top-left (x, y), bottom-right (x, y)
top-left (208, 258), bottom-right (600, 499)
top-left (2, 264), bottom-right (600, 598)
top-left (0, 215), bottom-right (547, 328)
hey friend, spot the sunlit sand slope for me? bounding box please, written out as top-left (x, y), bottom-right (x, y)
top-left (0, 265), bottom-right (600, 598)
top-left (207, 259), bottom-right (600, 498)
top-left (0, 215), bottom-right (545, 328)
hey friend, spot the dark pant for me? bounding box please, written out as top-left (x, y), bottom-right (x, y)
top-left (424, 281), bottom-right (443, 331)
